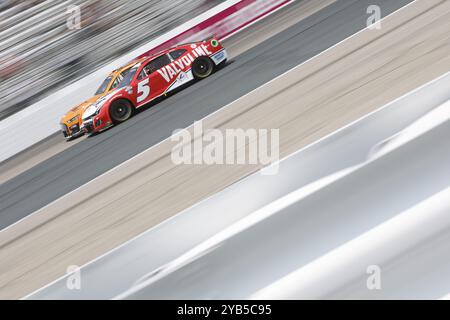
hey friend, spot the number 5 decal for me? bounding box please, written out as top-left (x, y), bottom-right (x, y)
top-left (137, 78), bottom-right (150, 103)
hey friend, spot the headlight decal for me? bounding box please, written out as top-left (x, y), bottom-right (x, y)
top-left (68, 116), bottom-right (78, 124)
top-left (82, 104), bottom-right (98, 120)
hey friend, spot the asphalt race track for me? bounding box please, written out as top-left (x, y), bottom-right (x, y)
top-left (0, 0), bottom-right (412, 229)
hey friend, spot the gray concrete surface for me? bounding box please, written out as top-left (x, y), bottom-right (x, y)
top-left (27, 70), bottom-right (450, 300)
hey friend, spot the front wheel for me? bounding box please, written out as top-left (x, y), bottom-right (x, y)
top-left (192, 57), bottom-right (214, 79)
top-left (109, 99), bottom-right (133, 124)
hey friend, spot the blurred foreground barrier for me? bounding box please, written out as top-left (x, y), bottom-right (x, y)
top-left (0, 0), bottom-right (292, 163)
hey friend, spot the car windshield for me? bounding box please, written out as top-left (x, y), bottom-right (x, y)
top-left (95, 75), bottom-right (113, 95)
top-left (117, 67), bottom-right (138, 89)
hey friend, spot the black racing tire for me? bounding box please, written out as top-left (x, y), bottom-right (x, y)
top-left (109, 99), bottom-right (133, 124)
top-left (192, 56), bottom-right (214, 79)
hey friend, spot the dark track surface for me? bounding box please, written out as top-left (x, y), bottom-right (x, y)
top-left (0, 0), bottom-right (412, 230)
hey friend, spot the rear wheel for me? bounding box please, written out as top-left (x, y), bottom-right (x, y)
top-left (109, 100), bottom-right (133, 124)
top-left (192, 57), bottom-right (214, 79)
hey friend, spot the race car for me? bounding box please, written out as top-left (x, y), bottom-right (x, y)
top-left (81, 38), bottom-right (227, 135)
top-left (59, 57), bottom-right (147, 140)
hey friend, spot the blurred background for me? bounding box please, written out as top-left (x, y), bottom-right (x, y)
top-left (0, 0), bottom-right (224, 120)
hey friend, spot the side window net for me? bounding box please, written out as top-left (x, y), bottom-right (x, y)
top-left (170, 49), bottom-right (187, 60)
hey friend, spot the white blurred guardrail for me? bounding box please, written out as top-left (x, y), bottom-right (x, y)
top-left (26, 71), bottom-right (450, 299)
top-left (252, 186), bottom-right (450, 300)
top-left (0, 0), bottom-right (292, 163)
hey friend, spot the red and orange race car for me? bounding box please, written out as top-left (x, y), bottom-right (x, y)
top-left (81, 38), bottom-right (227, 134)
top-left (59, 57), bottom-right (147, 140)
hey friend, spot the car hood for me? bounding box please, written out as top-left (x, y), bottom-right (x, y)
top-left (60, 94), bottom-right (103, 124)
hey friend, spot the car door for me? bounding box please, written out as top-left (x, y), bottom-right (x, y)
top-left (165, 48), bottom-right (195, 92)
top-left (135, 54), bottom-right (172, 107)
